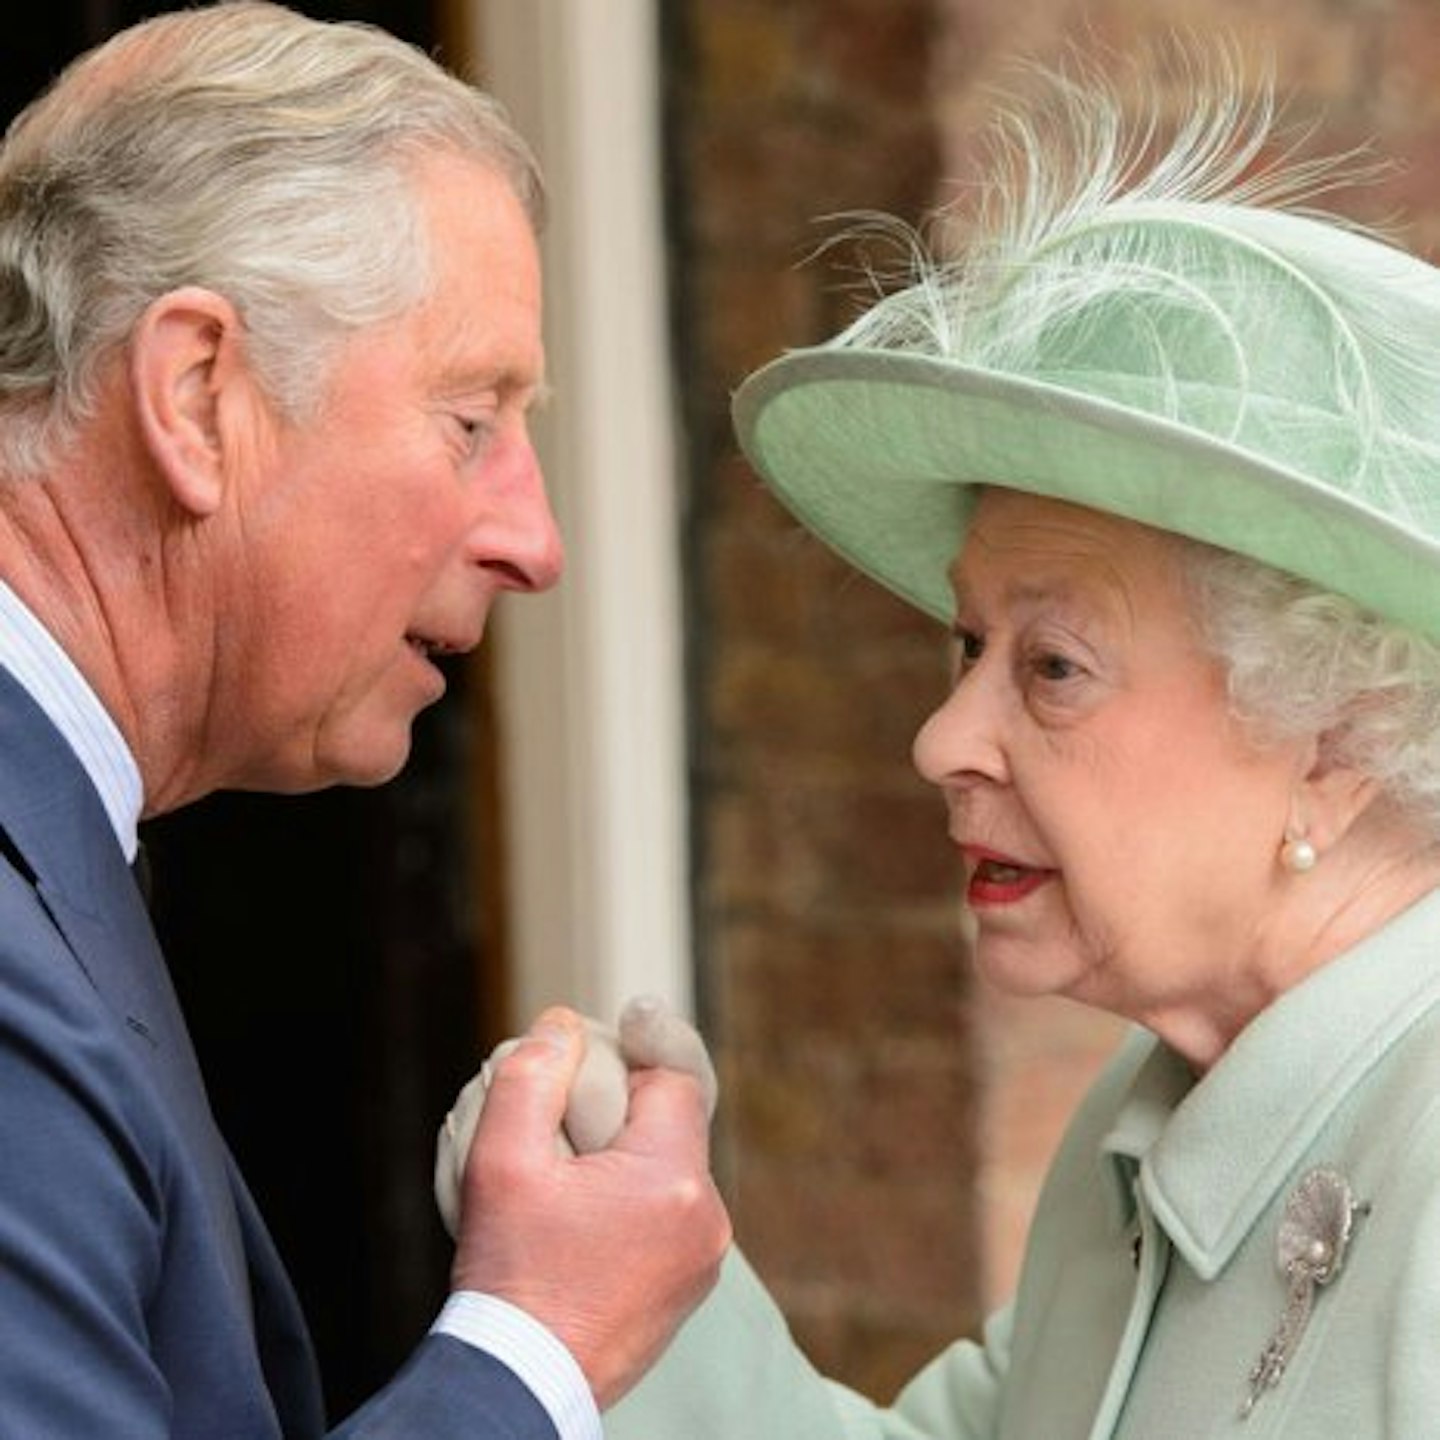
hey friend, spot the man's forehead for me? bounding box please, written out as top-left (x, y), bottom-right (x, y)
top-left (415, 156), bottom-right (546, 390)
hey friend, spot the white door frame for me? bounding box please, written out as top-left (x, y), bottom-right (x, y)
top-left (457, 0), bottom-right (693, 1026)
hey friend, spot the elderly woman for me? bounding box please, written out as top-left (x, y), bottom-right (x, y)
top-left (595, 57), bottom-right (1440, 1440)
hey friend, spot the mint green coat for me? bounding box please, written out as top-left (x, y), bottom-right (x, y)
top-left (607, 888), bottom-right (1440, 1439)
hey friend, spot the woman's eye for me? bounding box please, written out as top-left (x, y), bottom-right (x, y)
top-left (951, 627), bottom-right (984, 674)
top-left (1029, 650), bottom-right (1082, 683)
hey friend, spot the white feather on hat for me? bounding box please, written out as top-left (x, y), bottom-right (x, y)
top-left (733, 43), bottom-right (1440, 642)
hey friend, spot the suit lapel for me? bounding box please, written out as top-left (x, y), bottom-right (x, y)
top-left (0, 664), bottom-right (251, 1300)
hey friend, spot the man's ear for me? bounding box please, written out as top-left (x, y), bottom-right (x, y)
top-left (1289, 733), bottom-right (1382, 853)
top-left (129, 286), bottom-right (255, 517)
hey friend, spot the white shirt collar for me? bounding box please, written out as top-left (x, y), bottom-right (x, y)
top-left (0, 578), bottom-right (144, 861)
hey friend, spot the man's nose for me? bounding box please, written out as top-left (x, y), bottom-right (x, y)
top-left (471, 432), bottom-right (565, 593)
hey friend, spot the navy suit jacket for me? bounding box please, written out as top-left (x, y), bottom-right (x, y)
top-left (0, 666), bottom-right (557, 1439)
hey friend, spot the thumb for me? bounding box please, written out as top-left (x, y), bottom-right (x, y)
top-left (618, 995), bottom-right (719, 1119)
top-left (471, 1006), bottom-right (588, 1166)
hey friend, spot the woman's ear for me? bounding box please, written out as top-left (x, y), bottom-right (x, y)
top-left (1289, 734), bottom-right (1382, 853)
top-left (129, 286), bottom-right (255, 517)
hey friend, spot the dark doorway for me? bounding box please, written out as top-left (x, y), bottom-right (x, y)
top-left (0, 2), bottom-right (500, 1423)
top-left (146, 672), bottom-right (492, 1423)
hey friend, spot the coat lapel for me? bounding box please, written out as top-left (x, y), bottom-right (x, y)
top-left (0, 664), bottom-right (250, 1300)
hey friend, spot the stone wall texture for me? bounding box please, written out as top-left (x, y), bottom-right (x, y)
top-left (663, 0), bottom-right (1440, 1403)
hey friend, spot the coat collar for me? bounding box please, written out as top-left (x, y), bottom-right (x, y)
top-left (1101, 887), bottom-right (1440, 1280)
top-left (0, 578), bottom-right (142, 860)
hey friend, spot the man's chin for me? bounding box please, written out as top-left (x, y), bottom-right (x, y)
top-left (306, 727), bottom-right (417, 792)
top-left (339, 745), bottom-right (413, 790)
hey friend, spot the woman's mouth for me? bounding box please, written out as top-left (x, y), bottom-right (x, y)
top-left (965, 851), bottom-right (1055, 906)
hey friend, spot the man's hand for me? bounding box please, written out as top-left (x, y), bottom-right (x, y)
top-left (447, 1007), bottom-right (731, 1408)
top-left (434, 996), bottom-right (719, 1233)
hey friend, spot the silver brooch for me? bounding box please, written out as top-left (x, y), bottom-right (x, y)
top-left (1240, 1165), bottom-right (1368, 1419)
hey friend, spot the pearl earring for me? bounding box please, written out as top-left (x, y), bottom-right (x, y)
top-left (1280, 836), bottom-right (1318, 874)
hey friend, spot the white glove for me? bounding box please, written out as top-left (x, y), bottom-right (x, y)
top-left (434, 995), bottom-right (719, 1240)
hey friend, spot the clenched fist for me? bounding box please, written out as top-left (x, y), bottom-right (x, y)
top-left (435, 1001), bottom-right (729, 1408)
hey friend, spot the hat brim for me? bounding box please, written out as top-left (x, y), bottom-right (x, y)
top-left (732, 348), bottom-right (1440, 642)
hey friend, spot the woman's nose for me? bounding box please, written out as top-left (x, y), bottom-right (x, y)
top-left (911, 671), bottom-right (1009, 789)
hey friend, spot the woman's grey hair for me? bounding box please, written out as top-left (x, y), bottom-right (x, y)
top-left (0, 0), bottom-right (544, 474)
top-left (1182, 541), bottom-right (1440, 842)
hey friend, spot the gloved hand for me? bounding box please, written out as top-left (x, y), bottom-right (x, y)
top-left (435, 994), bottom-right (718, 1239)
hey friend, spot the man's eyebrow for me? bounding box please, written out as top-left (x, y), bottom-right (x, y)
top-left (437, 368), bottom-right (552, 409)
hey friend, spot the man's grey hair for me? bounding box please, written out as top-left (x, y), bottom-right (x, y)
top-left (0, 0), bottom-right (544, 474)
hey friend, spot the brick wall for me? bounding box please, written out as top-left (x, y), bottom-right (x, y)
top-left (663, 0), bottom-right (1440, 1403)
top-left (661, 0), bottom-right (978, 1400)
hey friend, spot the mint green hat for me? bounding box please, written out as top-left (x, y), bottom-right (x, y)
top-left (731, 80), bottom-right (1440, 643)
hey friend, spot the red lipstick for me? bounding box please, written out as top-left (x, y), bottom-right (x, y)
top-left (962, 846), bottom-right (1055, 907)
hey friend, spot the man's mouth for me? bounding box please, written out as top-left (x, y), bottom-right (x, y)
top-left (406, 633), bottom-right (462, 660)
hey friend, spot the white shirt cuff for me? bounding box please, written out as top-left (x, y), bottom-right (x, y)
top-left (431, 1291), bottom-right (601, 1440)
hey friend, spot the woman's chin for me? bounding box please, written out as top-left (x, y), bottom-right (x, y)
top-left (972, 934), bottom-right (1086, 1002)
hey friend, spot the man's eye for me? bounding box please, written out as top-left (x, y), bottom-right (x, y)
top-left (454, 415), bottom-right (494, 457)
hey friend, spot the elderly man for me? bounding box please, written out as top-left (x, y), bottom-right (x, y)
top-left (0, 3), bottom-right (728, 1437)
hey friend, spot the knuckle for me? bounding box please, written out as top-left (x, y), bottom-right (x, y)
top-left (713, 1206), bottom-right (735, 1252)
top-left (663, 1170), bottom-right (709, 1212)
top-left (488, 1035), bottom-right (551, 1084)
top-left (658, 1171), bottom-right (730, 1248)
top-left (468, 1148), bottom-right (529, 1196)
